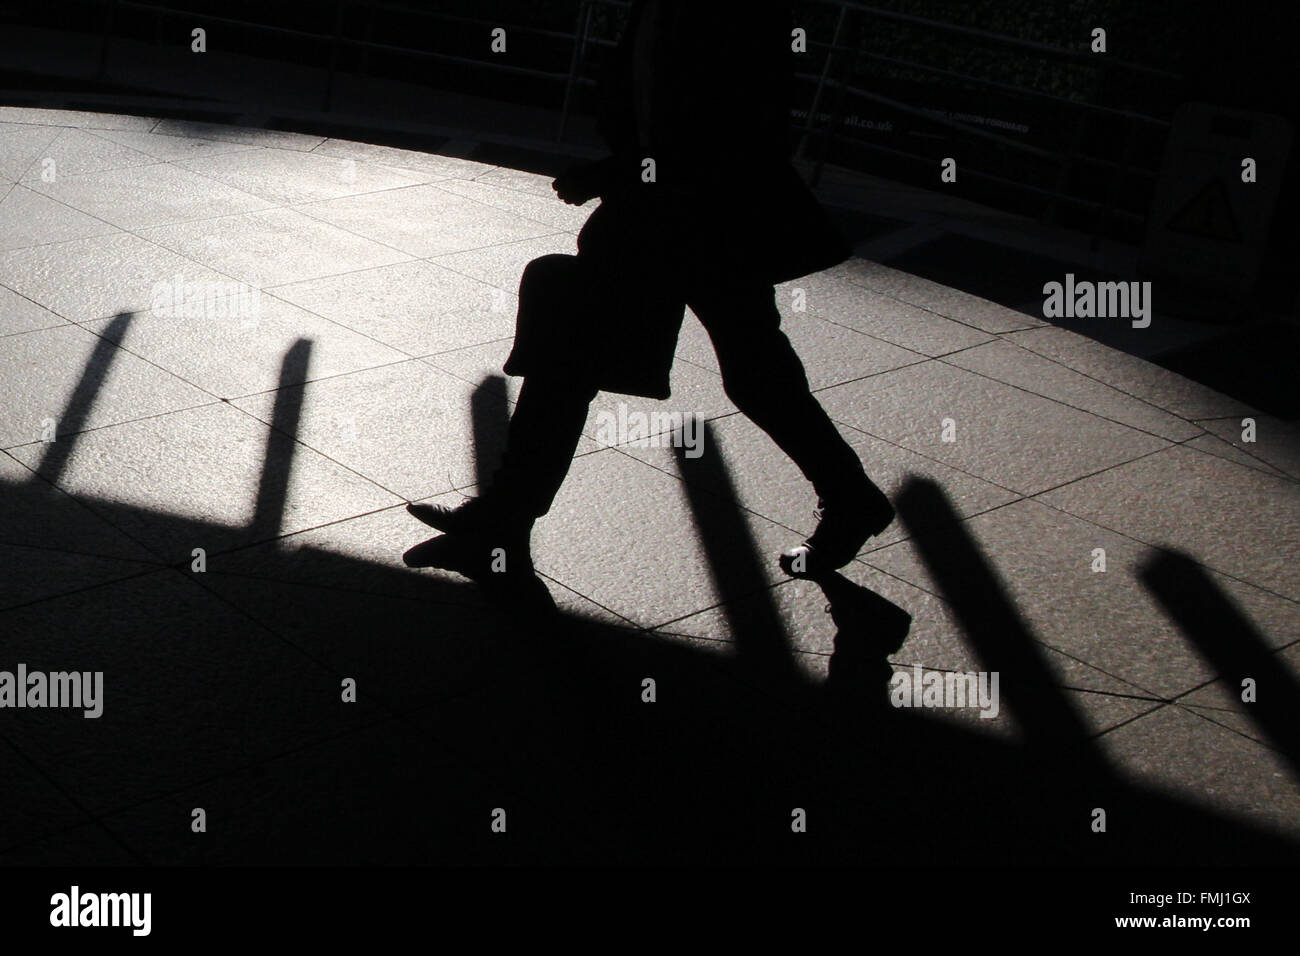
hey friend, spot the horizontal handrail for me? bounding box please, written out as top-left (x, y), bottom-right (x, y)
top-left (791, 74), bottom-right (1160, 180)
top-left (113, 0), bottom-right (590, 43)
top-left (797, 42), bottom-right (1171, 128)
top-left (358, 0), bottom-right (588, 42)
top-left (815, 135), bottom-right (1145, 219)
top-left (111, 0), bottom-right (575, 81)
top-left (795, 0), bottom-right (1182, 80)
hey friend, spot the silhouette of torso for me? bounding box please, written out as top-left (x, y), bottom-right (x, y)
top-left (590, 0), bottom-right (847, 285)
top-left (599, 0), bottom-right (793, 186)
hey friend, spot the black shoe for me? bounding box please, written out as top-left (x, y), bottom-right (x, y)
top-left (406, 496), bottom-right (536, 578)
top-left (779, 493), bottom-right (894, 578)
top-left (407, 495), bottom-right (532, 537)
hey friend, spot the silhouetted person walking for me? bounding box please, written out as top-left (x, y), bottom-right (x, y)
top-left (409, 0), bottom-right (893, 579)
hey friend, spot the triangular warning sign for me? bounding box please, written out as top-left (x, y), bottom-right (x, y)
top-left (1166, 178), bottom-right (1241, 241)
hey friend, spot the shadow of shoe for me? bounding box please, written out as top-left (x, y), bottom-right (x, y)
top-left (817, 571), bottom-right (912, 710)
top-left (403, 533), bottom-right (557, 619)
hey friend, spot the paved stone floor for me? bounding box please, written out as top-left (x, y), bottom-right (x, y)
top-left (1, 105), bottom-right (1297, 865)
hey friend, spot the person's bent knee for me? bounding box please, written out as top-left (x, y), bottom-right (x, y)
top-left (519, 253), bottom-right (580, 295)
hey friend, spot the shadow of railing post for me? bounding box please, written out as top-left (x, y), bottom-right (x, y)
top-left (674, 421), bottom-right (798, 688)
top-left (8, 338), bottom-right (1300, 861)
top-left (471, 374), bottom-right (510, 490)
top-left (31, 312), bottom-right (132, 488)
top-left (249, 339), bottom-right (311, 542)
top-left (896, 477), bottom-right (1110, 780)
top-left (1142, 548), bottom-right (1300, 774)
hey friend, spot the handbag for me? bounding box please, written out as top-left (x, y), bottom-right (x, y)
top-left (503, 189), bottom-right (688, 400)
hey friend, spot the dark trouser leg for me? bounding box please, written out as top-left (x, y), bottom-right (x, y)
top-left (688, 282), bottom-right (884, 505)
top-left (489, 374), bottom-right (598, 520)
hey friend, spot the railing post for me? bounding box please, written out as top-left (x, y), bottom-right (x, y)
top-left (358, 0), bottom-right (377, 79)
top-left (812, 7), bottom-right (863, 188)
top-left (558, 0), bottom-right (593, 143)
top-left (324, 0), bottom-right (345, 112)
top-left (797, 2), bottom-right (848, 163)
top-left (97, 0), bottom-right (120, 81)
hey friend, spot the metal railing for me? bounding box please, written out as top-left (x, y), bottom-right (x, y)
top-left (66, 0), bottom-right (1183, 237)
top-left (786, 0), bottom-right (1181, 238)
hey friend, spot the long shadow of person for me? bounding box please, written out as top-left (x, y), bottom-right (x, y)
top-left (406, 0), bottom-right (893, 585)
top-left (13, 333), bottom-right (1298, 865)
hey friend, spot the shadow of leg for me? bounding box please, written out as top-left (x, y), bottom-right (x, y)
top-left (403, 533), bottom-right (556, 619)
top-left (818, 571), bottom-right (912, 710)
